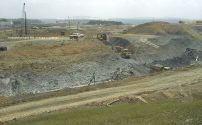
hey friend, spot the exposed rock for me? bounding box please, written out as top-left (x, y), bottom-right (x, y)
top-left (152, 48), bottom-right (202, 68)
top-left (0, 55), bottom-right (150, 96)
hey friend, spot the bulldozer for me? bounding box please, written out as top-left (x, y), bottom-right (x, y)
top-left (97, 32), bottom-right (110, 41)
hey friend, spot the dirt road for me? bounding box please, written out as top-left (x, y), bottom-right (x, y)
top-left (0, 67), bottom-right (202, 122)
top-left (140, 38), bottom-right (160, 49)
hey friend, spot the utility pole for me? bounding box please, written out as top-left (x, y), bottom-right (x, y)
top-left (77, 21), bottom-right (79, 33)
top-left (22, 3), bottom-right (27, 36)
top-left (68, 16), bottom-right (71, 30)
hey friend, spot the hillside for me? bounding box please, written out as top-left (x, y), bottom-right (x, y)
top-left (86, 20), bottom-right (123, 25)
top-left (126, 22), bottom-right (187, 35)
top-left (0, 38), bottom-right (150, 96)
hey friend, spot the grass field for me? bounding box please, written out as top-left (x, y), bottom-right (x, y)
top-left (7, 100), bottom-right (202, 125)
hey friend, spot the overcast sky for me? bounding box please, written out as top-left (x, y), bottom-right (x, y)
top-left (0, 0), bottom-right (202, 19)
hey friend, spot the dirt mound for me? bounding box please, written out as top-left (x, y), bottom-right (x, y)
top-left (0, 39), bottom-right (150, 96)
top-left (126, 21), bottom-right (186, 35)
top-left (152, 48), bottom-right (202, 68)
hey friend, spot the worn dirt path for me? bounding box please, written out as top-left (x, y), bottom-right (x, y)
top-left (140, 38), bottom-right (160, 49)
top-left (0, 67), bottom-right (202, 122)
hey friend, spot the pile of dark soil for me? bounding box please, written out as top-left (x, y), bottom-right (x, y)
top-left (109, 37), bottom-right (131, 48)
top-left (152, 48), bottom-right (202, 68)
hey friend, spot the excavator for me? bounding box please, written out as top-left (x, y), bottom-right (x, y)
top-left (97, 32), bottom-right (131, 59)
top-left (114, 46), bottom-right (132, 59)
top-left (97, 32), bottom-right (110, 41)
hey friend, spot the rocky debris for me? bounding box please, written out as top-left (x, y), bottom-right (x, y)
top-left (0, 77), bottom-right (12, 96)
top-left (109, 37), bottom-right (131, 48)
top-left (0, 76), bottom-right (26, 96)
top-left (152, 48), bottom-right (202, 68)
top-left (151, 64), bottom-right (164, 71)
top-left (0, 55), bottom-right (150, 96)
top-left (150, 64), bottom-right (172, 72)
top-left (111, 66), bottom-right (138, 81)
top-left (133, 35), bottom-right (202, 64)
top-left (118, 95), bottom-right (148, 104)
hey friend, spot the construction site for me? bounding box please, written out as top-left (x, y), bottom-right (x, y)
top-left (0, 2), bottom-right (202, 125)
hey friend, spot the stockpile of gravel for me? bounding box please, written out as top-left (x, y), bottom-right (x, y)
top-left (109, 37), bottom-right (131, 48)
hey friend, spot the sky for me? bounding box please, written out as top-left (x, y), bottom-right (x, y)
top-left (0, 0), bottom-right (202, 19)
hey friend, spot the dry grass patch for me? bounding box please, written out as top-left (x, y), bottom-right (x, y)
top-left (3, 40), bottom-right (108, 59)
top-left (0, 40), bottom-right (111, 71)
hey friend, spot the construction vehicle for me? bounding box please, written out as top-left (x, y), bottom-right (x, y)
top-left (0, 46), bottom-right (7, 52)
top-left (69, 33), bottom-right (84, 40)
top-left (151, 64), bottom-right (171, 72)
top-left (114, 46), bottom-right (123, 53)
top-left (97, 32), bottom-right (110, 41)
top-left (114, 46), bottom-right (131, 59)
top-left (121, 49), bottom-right (132, 59)
top-left (97, 33), bottom-right (131, 59)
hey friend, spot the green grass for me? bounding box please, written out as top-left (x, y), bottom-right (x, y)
top-left (7, 100), bottom-right (202, 125)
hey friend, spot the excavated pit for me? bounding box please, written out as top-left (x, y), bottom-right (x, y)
top-left (0, 32), bottom-right (202, 96)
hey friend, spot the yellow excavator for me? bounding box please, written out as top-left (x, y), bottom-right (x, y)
top-left (97, 33), bottom-right (131, 59)
top-left (120, 49), bottom-right (132, 59)
top-left (114, 46), bottom-right (132, 59)
top-left (97, 32), bottom-right (110, 41)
